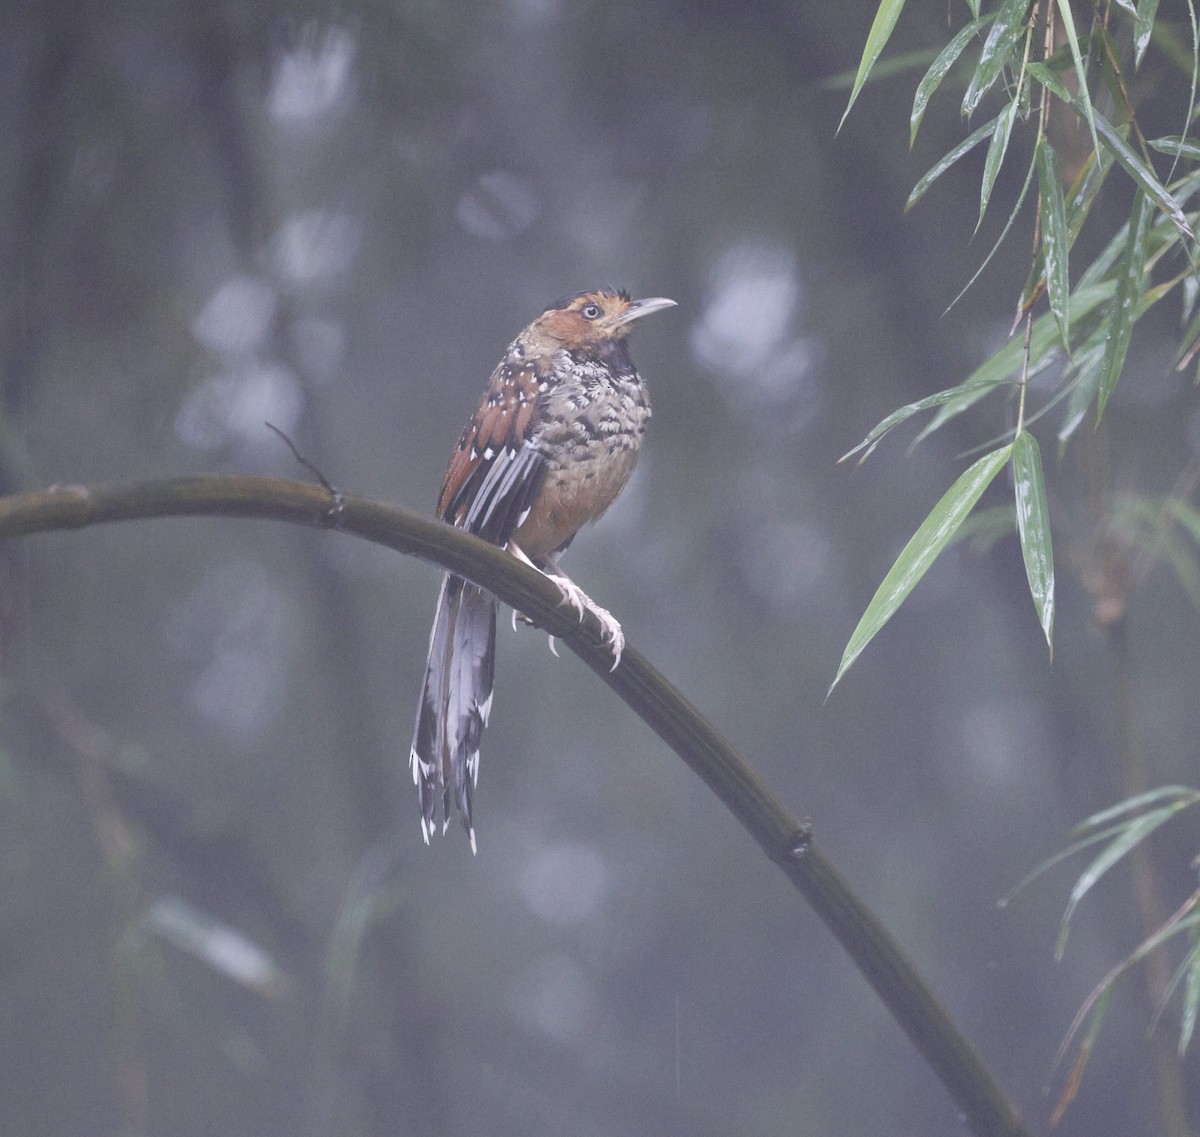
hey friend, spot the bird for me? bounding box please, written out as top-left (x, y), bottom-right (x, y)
top-left (409, 288), bottom-right (677, 853)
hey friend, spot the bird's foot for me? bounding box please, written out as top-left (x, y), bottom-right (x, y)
top-left (542, 570), bottom-right (624, 670)
top-left (507, 543), bottom-right (624, 668)
top-left (544, 571), bottom-right (589, 621)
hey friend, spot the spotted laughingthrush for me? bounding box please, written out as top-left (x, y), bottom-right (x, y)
top-left (409, 289), bottom-right (676, 852)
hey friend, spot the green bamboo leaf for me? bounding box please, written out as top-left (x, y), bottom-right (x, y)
top-left (1138, 273), bottom-right (1186, 313)
top-left (906, 116), bottom-right (998, 211)
top-left (963, 0), bottom-right (980, 18)
top-left (1077, 234), bottom-right (1128, 296)
top-left (1053, 0), bottom-right (1100, 158)
top-left (943, 144), bottom-right (1039, 315)
top-left (839, 378), bottom-right (1008, 464)
top-left (1025, 60), bottom-right (1073, 105)
top-left (1056, 904), bottom-right (1200, 1069)
top-left (1001, 819), bottom-right (1131, 907)
top-left (1177, 302), bottom-right (1200, 369)
top-left (925, 281), bottom-right (1114, 446)
top-left (1134, 0), bottom-right (1160, 67)
top-left (1021, 144), bottom-right (1109, 318)
top-left (1053, 279), bottom-right (1119, 328)
top-left (911, 17), bottom-right (991, 146)
top-left (1091, 109), bottom-right (1196, 242)
top-left (829, 446), bottom-right (1012, 695)
top-left (1013, 432), bottom-right (1055, 653)
top-left (1073, 784), bottom-right (1200, 832)
top-left (1020, 355), bottom-right (1103, 438)
top-left (1056, 218), bottom-right (1182, 435)
top-left (1148, 910), bottom-right (1200, 1058)
top-left (915, 381), bottom-right (1013, 448)
top-left (1036, 140), bottom-right (1071, 349)
top-left (1148, 135), bottom-right (1200, 162)
top-left (1057, 328), bottom-right (1108, 446)
top-left (1058, 807), bottom-right (1182, 957)
top-left (1097, 192), bottom-right (1154, 420)
top-left (979, 99), bottom-right (1019, 231)
top-left (840, 0), bottom-right (910, 131)
top-left (1122, 902), bottom-right (1200, 968)
top-left (1066, 147), bottom-right (1115, 241)
top-left (962, 0), bottom-right (1033, 116)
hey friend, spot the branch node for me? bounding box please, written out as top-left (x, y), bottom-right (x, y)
top-left (775, 820), bottom-right (814, 862)
top-left (320, 491), bottom-right (346, 529)
top-left (264, 421), bottom-right (344, 528)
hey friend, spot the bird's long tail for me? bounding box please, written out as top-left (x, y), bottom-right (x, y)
top-left (410, 574), bottom-right (496, 853)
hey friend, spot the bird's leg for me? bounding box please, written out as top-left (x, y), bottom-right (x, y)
top-left (507, 543), bottom-right (625, 669)
top-left (544, 560), bottom-right (624, 668)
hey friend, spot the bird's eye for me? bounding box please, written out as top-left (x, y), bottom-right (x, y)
top-left (581, 303), bottom-right (602, 320)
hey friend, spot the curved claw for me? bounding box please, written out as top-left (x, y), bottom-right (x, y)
top-left (593, 607), bottom-right (625, 670)
top-left (530, 564), bottom-right (625, 670)
top-left (547, 575), bottom-right (589, 622)
top-left (509, 544), bottom-right (622, 663)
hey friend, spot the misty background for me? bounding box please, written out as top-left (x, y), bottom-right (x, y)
top-left (3, 1), bottom-right (1198, 1134)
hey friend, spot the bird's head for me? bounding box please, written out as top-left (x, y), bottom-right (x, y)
top-left (531, 289), bottom-right (677, 352)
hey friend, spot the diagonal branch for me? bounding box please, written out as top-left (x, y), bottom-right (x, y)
top-left (0, 474), bottom-right (1031, 1137)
